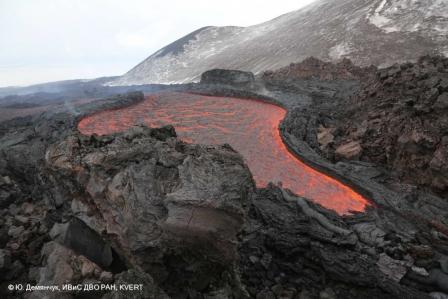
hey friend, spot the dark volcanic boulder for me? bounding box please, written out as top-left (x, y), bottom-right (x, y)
top-left (49, 218), bottom-right (114, 269)
top-left (200, 69), bottom-right (255, 86)
top-left (45, 125), bottom-right (254, 295)
top-left (262, 57), bottom-right (376, 81)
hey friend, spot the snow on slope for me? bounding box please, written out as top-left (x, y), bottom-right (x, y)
top-left (110, 0), bottom-right (448, 86)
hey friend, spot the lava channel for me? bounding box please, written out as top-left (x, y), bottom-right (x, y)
top-left (78, 92), bottom-right (370, 215)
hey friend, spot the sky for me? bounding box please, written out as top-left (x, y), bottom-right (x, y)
top-left (0, 0), bottom-right (316, 87)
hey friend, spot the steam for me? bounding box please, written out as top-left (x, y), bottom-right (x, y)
top-left (64, 100), bottom-right (80, 116)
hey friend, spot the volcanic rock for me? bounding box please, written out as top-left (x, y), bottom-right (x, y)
top-left (238, 186), bottom-right (433, 299)
top-left (0, 177), bottom-right (21, 209)
top-left (28, 241), bottom-right (110, 299)
top-left (335, 140), bottom-right (362, 160)
top-left (377, 253), bottom-right (412, 282)
top-left (434, 93), bottom-right (448, 110)
top-left (21, 202), bottom-right (35, 215)
top-left (45, 125), bottom-right (253, 294)
top-left (49, 218), bottom-right (114, 269)
top-left (262, 57), bottom-right (375, 82)
top-left (31, 242), bottom-right (76, 298)
top-left (301, 56), bottom-right (448, 195)
top-left (201, 69), bottom-right (255, 86)
top-left (431, 293), bottom-right (448, 299)
top-left (0, 249), bottom-right (11, 270)
top-left (317, 126), bottom-right (334, 149)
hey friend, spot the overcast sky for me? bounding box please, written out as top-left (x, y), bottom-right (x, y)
top-left (0, 0), bottom-right (316, 87)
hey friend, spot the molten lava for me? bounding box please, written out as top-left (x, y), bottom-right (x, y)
top-left (78, 92), bottom-right (370, 214)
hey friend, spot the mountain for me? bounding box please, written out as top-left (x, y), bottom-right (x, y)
top-left (110, 0), bottom-right (448, 86)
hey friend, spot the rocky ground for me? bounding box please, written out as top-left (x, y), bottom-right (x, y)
top-left (281, 56), bottom-right (448, 197)
top-left (261, 57), bottom-right (376, 82)
top-left (1, 58), bottom-right (448, 298)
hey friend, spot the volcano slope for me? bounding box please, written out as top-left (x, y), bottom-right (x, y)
top-left (1, 63), bottom-right (448, 298)
top-left (110, 0), bottom-right (448, 86)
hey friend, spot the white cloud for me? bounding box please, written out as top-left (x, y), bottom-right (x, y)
top-left (0, 0), bottom-right (316, 87)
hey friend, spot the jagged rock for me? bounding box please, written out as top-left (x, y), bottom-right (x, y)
top-left (0, 249), bottom-right (11, 270)
top-left (0, 191), bottom-right (12, 209)
top-left (256, 289), bottom-right (276, 299)
top-left (14, 215), bottom-right (29, 225)
top-left (434, 93), bottom-right (448, 109)
top-left (203, 287), bottom-right (235, 299)
top-left (317, 126), bottom-right (334, 149)
top-left (335, 141), bottom-right (362, 160)
top-left (201, 69), bottom-right (255, 86)
top-left (238, 186), bottom-right (430, 299)
top-left (8, 225), bottom-right (24, 238)
top-left (281, 108), bottom-right (320, 151)
top-left (353, 223), bottom-right (386, 246)
top-left (8, 203), bottom-right (20, 215)
top-left (40, 242), bottom-right (75, 283)
top-left (0, 176), bottom-right (12, 186)
top-left (412, 266), bottom-right (430, 277)
top-left (49, 218), bottom-right (114, 269)
top-left (21, 202), bottom-right (35, 215)
top-left (80, 257), bottom-right (101, 278)
top-left (377, 253), bottom-right (412, 282)
top-left (260, 253), bottom-right (272, 270)
top-left (430, 292), bottom-right (448, 299)
top-left (27, 241), bottom-right (110, 299)
top-left (263, 57), bottom-right (375, 81)
top-left (28, 242), bottom-right (76, 299)
top-left (430, 138), bottom-right (448, 190)
top-left (319, 288), bottom-right (337, 299)
top-left (45, 125), bottom-right (253, 294)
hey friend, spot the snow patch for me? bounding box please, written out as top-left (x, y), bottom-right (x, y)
top-left (368, 0), bottom-right (398, 33)
top-left (369, 15), bottom-right (398, 33)
top-left (369, 0), bottom-right (448, 33)
top-left (329, 43), bottom-right (352, 60)
top-left (375, 0), bottom-right (387, 14)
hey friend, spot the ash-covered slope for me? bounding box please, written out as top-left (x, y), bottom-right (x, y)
top-left (110, 0), bottom-right (448, 86)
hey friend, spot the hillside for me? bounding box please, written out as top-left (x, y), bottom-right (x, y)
top-left (110, 0), bottom-right (448, 85)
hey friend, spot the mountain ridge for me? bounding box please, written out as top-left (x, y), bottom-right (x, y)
top-left (110, 0), bottom-right (448, 86)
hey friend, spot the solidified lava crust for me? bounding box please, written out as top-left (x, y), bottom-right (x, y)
top-left (78, 92), bottom-right (370, 215)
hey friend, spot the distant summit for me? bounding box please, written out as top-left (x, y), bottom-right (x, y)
top-left (110, 0), bottom-right (448, 86)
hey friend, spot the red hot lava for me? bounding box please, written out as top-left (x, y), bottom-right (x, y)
top-left (78, 92), bottom-right (370, 215)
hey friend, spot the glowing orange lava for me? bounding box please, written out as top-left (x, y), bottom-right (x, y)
top-left (78, 92), bottom-right (370, 214)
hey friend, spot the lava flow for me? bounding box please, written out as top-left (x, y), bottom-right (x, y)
top-left (78, 92), bottom-right (370, 215)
